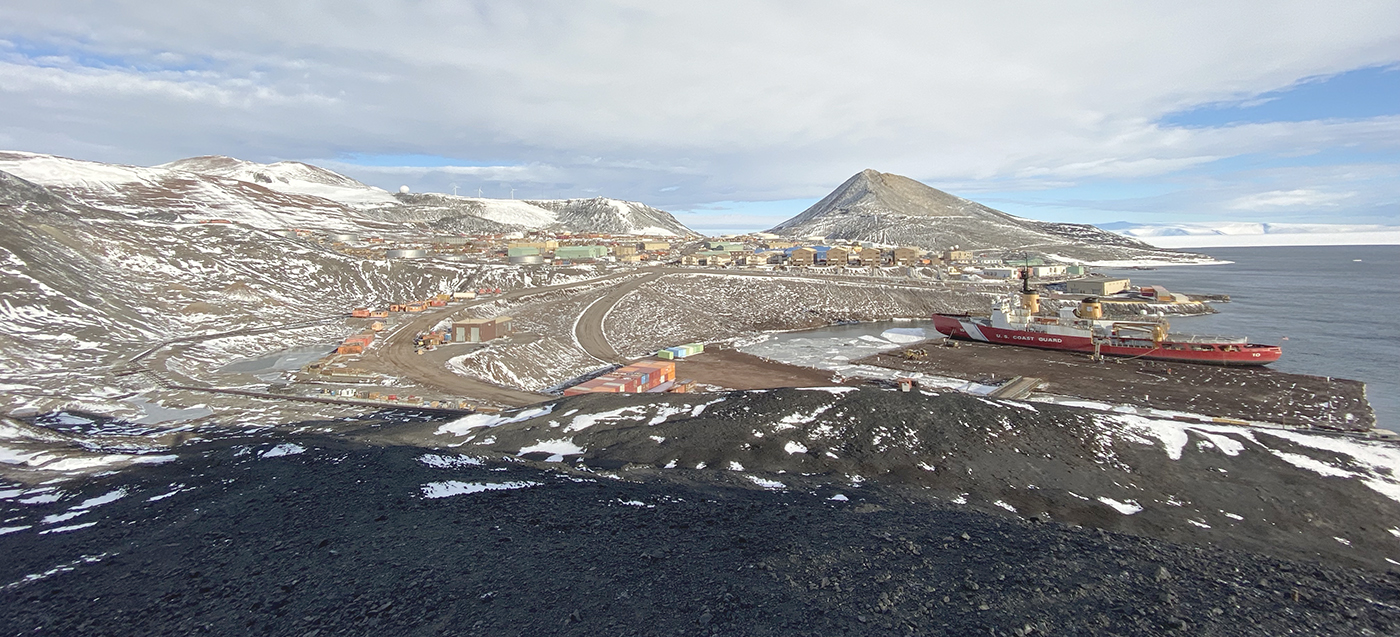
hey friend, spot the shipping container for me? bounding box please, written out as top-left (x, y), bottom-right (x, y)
top-left (351, 308), bottom-right (371, 318)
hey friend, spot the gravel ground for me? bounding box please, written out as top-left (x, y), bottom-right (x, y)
top-left (3, 437), bottom-right (1399, 636)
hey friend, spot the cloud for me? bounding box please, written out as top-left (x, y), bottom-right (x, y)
top-left (1227, 189), bottom-right (1357, 210)
top-left (0, 1), bottom-right (1396, 224)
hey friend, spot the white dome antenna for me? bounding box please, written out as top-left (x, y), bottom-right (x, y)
top-left (399, 185), bottom-right (410, 194)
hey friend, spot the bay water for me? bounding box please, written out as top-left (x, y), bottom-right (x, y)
top-left (1103, 245), bottom-right (1399, 431)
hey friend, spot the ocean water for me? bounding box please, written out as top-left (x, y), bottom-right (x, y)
top-left (1103, 245), bottom-right (1399, 431)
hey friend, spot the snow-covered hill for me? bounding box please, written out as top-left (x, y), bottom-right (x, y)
top-left (159, 155), bottom-right (402, 209)
top-left (408, 192), bottom-right (698, 237)
top-left (0, 151), bottom-right (698, 237)
top-left (769, 170), bottom-right (1203, 263)
top-left (0, 151), bottom-right (376, 231)
top-left (1100, 221), bottom-right (1400, 248)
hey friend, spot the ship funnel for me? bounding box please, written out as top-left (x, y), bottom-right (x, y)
top-left (1075, 297), bottom-right (1103, 320)
top-left (1020, 291), bottom-right (1040, 313)
top-left (1018, 265), bottom-right (1039, 313)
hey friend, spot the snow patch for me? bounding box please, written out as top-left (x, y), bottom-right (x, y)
top-left (260, 444), bottom-right (305, 458)
top-left (746, 475), bottom-right (786, 489)
top-left (1097, 497), bottom-right (1143, 515)
top-left (517, 439), bottom-right (584, 462)
top-left (418, 454), bottom-right (485, 468)
top-left (420, 480), bottom-right (541, 498)
top-left (436, 404), bottom-right (555, 436)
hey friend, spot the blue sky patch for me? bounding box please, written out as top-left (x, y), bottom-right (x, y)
top-left (1164, 65), bottom-right (1400, 127)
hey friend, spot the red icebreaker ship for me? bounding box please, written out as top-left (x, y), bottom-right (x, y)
top-left (932, 273), bottom-right (1282, 366)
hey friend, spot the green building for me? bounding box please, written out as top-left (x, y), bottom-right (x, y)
top-left (555, 245), bottom-right (609, 260)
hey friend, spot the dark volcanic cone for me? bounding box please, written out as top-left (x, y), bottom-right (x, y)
top-left (768, 169), bottom-right (1195, 262)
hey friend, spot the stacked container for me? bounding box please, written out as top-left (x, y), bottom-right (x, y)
top-left (656, 342), bottom-right (706, 359)
top-left (563, 360), bottom-right (677, 396)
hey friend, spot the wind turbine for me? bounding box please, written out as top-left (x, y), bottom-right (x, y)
top-left (510, 188), bottom-right (515, 199)
top-left (477, 187), bottom-right (483, 197)
top-left (451, 183), bottom-right (459, 196)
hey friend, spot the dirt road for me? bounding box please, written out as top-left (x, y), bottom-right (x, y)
top-left (370, 267), bottom-right (973, 403)
top-left (367, 270), bottom-right (646, 406)
top-left (572, 270), bottom-right (665, 362)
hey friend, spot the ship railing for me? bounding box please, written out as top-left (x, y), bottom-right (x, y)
top-left (1168, 333), bottom-right (1249, 344)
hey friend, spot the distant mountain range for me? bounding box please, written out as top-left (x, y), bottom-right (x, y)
top-left (767, 169), bottom-right (1202, 263)
top-left (0, 151), bottom-right (698, 237)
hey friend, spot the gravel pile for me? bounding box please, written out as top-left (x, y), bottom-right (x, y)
top-left (4, 438), bottom-right (1399, 636)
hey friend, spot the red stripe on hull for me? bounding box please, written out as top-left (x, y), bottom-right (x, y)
top-left (931, 315), bottom-right (1281, 366)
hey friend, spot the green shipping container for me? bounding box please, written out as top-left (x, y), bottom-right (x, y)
top-left (657, 350), bottom-right (675, 360)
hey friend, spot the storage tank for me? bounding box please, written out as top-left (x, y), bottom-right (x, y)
top-left (435, 254), bottom-right (470, 262)
top-left (269, 229), bottom-right (298, 238)
top-left (508, 254), bottom-right (544, 265)
top-left (386, 248), bottom-right (429, 258)
top-left (327, 233), bottom-right (359, 243)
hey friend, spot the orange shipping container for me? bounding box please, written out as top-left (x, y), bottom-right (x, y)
top-left (337, 344), bottom-right (363, 355)
top-left (351, 308), bottom-right (371, 318)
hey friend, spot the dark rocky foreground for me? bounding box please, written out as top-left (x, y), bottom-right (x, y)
top-left (4, 434), bottom-right (1400, 636)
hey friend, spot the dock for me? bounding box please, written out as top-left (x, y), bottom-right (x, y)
top-left (858, 341), bottom-right (1373, 431)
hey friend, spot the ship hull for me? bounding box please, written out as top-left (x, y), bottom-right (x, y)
top-left (931, 315), bottom-right (1281, 366)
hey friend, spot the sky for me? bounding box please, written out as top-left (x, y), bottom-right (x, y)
top-left (0, 2), bottom-right (1397, 234)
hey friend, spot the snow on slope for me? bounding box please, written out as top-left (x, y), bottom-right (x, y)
top-left (158, 156), bottom-right (401, 208)
top-left (0, 151), bottom-right (371, 231)
top-left (0, 151), bottom-right (699, 237)
top-left (415, 193), bottom-right (697, 236)
top-left (1103, 221), bottom-right (1400, 248)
